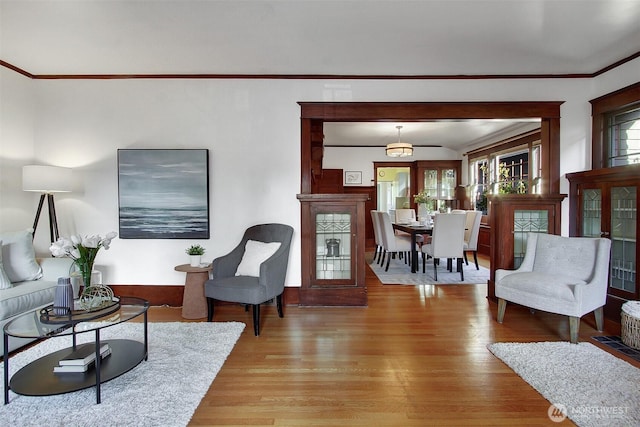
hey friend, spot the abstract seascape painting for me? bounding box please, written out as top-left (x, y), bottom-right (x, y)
top-left (118, 149), bottom-right (209, 239)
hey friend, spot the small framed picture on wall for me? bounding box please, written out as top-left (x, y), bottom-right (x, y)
top-left (344, 171), bottom-right (362, 185)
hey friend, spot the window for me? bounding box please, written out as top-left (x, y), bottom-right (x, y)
top-left (470, 158), bottom-right (488, 213)
top-left (497, 150), bottom-right (529, 194)
top-left (606, 106), bottom-right (640, 166)
top-left (467, 130), bottom-right (542, 213)
top-left (591, 81), bottom-right (640, 169)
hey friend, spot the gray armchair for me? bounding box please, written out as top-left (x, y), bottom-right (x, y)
top-left (205, 223), bottom-right (293, 336)
top-left (495, 232), bottom-right (611, 343)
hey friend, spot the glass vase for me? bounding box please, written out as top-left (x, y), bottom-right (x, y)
top-left (70, 269), bottom-right (103, 297)
top-left (418, 203), bottom-right (428, 220)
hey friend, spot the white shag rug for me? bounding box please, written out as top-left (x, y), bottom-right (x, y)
top-left (488, 341), bottom-right (640, 427)
top-left (1, 321), bottom-right (245, 427)
top-left (369, 255), bottom-right (489, 285)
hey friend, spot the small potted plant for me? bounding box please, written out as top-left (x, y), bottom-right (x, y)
top-left (185, 244), bottom-right (206, 267)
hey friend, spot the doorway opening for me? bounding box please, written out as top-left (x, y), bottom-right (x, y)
top-left (376, 166), bottom-right (412, 213)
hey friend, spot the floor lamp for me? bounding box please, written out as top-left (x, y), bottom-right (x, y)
top-left (22, 165), bottom-right (73, 243)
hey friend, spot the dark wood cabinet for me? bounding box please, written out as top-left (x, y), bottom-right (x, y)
top-left (566, 164), bottom-right (639, 322)
top-left (478, 223), bottom-right (491, 257)
top-left (415, 160), bottom-right (462, 211)
top-left (487, 194), bottom-right (566, 299)
top-left (297, 194), bottom-right (368, 306)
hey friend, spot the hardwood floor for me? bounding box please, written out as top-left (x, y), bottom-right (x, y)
top-left (146, 255), bottom-right (634, 426)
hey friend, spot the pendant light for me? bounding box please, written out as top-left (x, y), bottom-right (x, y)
top-left (386, 126), bottom-right (413, 157)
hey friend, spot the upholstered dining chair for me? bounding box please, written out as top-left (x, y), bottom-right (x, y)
top-left (421, 212), bottom-right (466, 280)
top-left (378, 211), bottom-right (412, 271)
top-left (395, 208), bottom-right (416, 223)
top-left (395, 208), bottom-right (425, 244)
top-left (495, 232), bottom-right (611, 343)
top-left (371, 210), bottom-right (385, 265)
top-left (204, 223), bottom-right (293, 336)
top-left (462, 210), bottom-right (482, 270)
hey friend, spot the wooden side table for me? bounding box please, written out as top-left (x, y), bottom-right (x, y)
top-left (174, 264), bottom-right (213, 319)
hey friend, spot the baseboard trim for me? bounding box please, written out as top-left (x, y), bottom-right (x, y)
top-left (109, 285), bottom-right (301, 307)
top-left (110, 285), bottom-right (184, 306)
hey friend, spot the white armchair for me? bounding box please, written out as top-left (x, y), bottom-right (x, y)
top-left (495, 232), bottom-right (611, 343)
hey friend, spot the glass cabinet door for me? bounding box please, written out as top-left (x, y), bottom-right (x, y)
top-left (423, 169), bottom-right (438, 198)
top-left (440, 168), bottom-right (456, 200)
top-left (610, 186), bottom-right (637, 295)
top-left (513, 209), bottom-right (550, 268)
top-left (422, 167), bottom-right (458, 212)
top-left (311, 204), bottom-right (357, 285)
top-left (581, 188), bottom-right (602, 238)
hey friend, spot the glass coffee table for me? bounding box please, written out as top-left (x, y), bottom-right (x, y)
top-left (3, 296), bottom-right (149, 404)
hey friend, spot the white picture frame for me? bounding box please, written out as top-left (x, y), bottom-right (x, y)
top-left (344, 171), bottom-right (362, 185)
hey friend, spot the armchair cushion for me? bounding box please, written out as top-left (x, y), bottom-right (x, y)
top-left (235, 240), bottom-right (282, 277)
top-left (532, 236), bottom-right (598, 282)
top-left (497, 272), bottom-right (586, 302)
top-left (208, 275), bottom-right (263, 304)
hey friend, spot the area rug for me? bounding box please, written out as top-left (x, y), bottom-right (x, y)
top-left (0, 321), bottom-right (245, 427)
top-left (488, 341), bottom-right (640, 427)
top-left (369, 256), bottom-right (489, 285)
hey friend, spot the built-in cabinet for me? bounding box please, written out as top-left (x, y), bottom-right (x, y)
top-left (415, 160), bottom-right (462, 211)
top-left (297, 194), bottom-right (368, 306)
top-left (487, 194), bottom-right (566, 299)
top-left (567, 164), bottom-right (639, 322)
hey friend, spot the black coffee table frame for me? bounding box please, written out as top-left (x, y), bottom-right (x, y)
top-left (3, 296), bottom-right (148, 404)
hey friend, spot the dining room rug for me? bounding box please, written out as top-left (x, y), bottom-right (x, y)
top-left (488, 341), bottom-right (640, 427)
top-left (0, 321), bottom-right (245, 427)
top-left (369, 255), bottom-right (490, 285)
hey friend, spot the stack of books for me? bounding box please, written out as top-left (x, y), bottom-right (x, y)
top-left (53, 343), bottom-right (112, 373)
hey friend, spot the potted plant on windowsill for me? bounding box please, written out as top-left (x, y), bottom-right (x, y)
top-left (185, 244), bottom-right (206, 267)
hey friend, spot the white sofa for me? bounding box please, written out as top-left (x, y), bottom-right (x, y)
top-left (1, 230), bottom-right (74, 355)
top-left (495, 232), bottom-right (611, 343)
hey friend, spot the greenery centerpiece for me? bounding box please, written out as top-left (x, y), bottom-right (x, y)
top-left (413, 190), bottom-right (434, 217)
top-left (185, 244), bottom-right (206, 256)
top-left (50, 232), bottom-right (117, 291)
top-left (186, 244), bottom-right (206, 267)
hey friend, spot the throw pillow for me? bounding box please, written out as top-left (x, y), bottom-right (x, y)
top-left (0, 230), bottom-right (43, 283)
top-left (235, 240), bottom-right (282, 277)
top-left (0, 240), bottom-right (12, 289)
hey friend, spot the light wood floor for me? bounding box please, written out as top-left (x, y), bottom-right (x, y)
top-left (147, 255), bottom-right (636, 426)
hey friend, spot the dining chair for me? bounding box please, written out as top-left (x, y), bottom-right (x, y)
top-left (421, 212), bottom-right (466, 280)
top-left (394, 208), bottom-right (425, 246)
top-left (463, 210), bottom-right (482, 270)
top-left (378, 211), bottom-right (412, 271)
top-left (395, 208), bottom-right (416, 223)
top-left (370, 210), bottom-right (384, 264)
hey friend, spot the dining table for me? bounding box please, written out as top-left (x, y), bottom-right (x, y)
top-left (392, 222), bottom-right (433, 273)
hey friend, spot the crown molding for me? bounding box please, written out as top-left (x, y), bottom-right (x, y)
top-left (2, 50), bottom-right (639, 80)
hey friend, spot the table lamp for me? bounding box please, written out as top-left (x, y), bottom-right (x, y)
top-left (22, 165), bottom-right (73, 243)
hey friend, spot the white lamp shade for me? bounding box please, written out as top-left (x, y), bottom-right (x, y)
top-left (22, 165), bottom-right (73, 193)
top-left (386, 142), bottom-right (413, 157)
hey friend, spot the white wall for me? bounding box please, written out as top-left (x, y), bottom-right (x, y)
top-left (0, 70), bottom-right (36, 228)
top-left (1, 58), bottom-right (638, 286)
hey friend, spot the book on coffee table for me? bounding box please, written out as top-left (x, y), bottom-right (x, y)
top-left (53, 343), bottom-right (111, 373)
